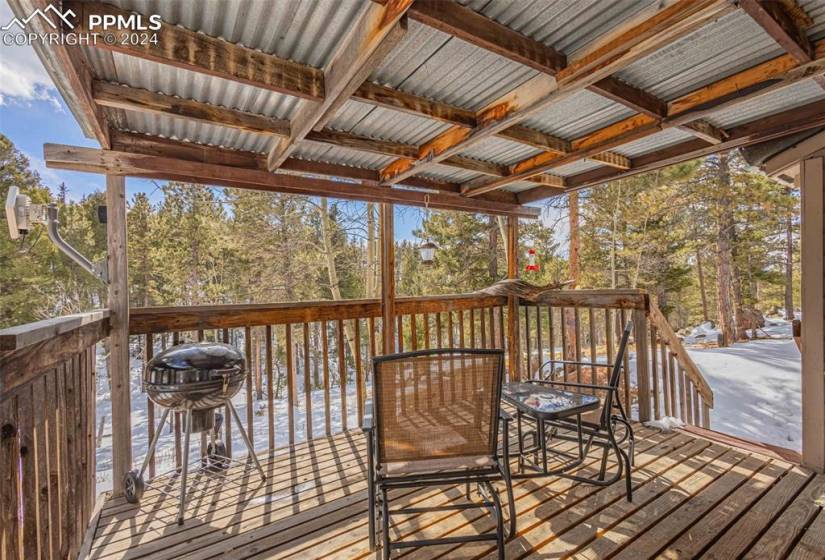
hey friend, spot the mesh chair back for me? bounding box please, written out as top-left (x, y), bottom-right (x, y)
top-left (599, 321), bottom-right (634, 427)
top-left (372, 349), bottom-right (505, 466)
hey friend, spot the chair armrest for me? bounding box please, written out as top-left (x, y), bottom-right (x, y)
top-left (529, 379), bottom-right (615, 392)
top-left (361, 400), bottom-right (373, 432)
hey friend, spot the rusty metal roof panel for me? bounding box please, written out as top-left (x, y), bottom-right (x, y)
top-left (325, 100), bottom-right (450, 146)
top-left (420, 164), bottom-right (483, 184)
top-left (706, 78), bottom-right (825, 129)
top-left (292, 141), bottom-right (394, 170)
top-left (615, 10), bottom-right (785, 101)
top-left (458, 137), bottom-right (542, 166)
top-left (114, 109), bottom-right (272, 153)
top-left (552, 159), bottom-right (605, 177)
top-left (800, 0), bottom-right (825, 40)
top-left (521, 89), bottom-right (636, 140)
top-left (369, 20), bottom-right (538, 111)
top-left (83, 49), bottom-right (301, 120)
top-left (613, 128), bottom-right (695, 158)
top-left (457, 0), bottom-right (659, 56)
top-left (502, 180), bottom-right (542, 194)
top-left (107, 0), bottom-right (364, 68)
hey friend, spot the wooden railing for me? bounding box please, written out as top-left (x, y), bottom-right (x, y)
top-left (128, 294), bottom-right (508, 470)
top-left (0, 311), bottom-right (109, 560)
top-left (647, 301), bottom-right (714, 427)
top-left (0, 290), bottom-right (713, 559)
top-left (516, 290), bottom-right (713, 428)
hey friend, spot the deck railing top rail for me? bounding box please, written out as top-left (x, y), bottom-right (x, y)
top-left (129, 293), bottom-right (507, 334)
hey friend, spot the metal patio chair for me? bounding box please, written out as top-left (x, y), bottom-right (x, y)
top-left (363, 348), bottom-right (516, 559)
top-left (519, 320), bottom-right (636, 501)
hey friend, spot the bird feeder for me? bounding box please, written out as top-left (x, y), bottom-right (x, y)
top-left (525, 248), bottom-right (539, 272)
top-left (418, 240), bottom-right (437, 265)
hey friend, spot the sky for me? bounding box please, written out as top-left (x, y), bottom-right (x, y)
top-left (0, 0), bottom-right (564, 244)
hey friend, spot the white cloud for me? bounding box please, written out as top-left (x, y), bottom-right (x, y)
top-left (0, 2), bottom-right (62, 110)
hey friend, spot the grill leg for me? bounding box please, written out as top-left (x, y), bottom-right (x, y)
top-left (178, 409), bottom-right (192, 525)
top-left (226, 399), bottom-right (266, 481)
top-left (137, 407), bottom-right (170, 480)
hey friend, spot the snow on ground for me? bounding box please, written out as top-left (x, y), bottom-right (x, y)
top-left (686, 318), bottom-right (802, 452)
top-left (95, 351), bottom-right (361, 492)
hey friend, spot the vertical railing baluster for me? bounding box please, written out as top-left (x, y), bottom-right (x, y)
top-left (144, 333), bottom-right (155, 478)
top-left (470, 308), bottom-right (477, 348)
top-left (222, 328), bottom-right (232, 458)
top-left (265, 325), bottom-right (275, 452)
top-left (337, 319), bottom-right (348, 431)
top-left (536, 306), bottom-right (543, 377)
top-left (354, 318), bottom-right (364, 426)
top-left (244, 326), bottom-right (254, 454)
top-left (588, 307), bottom-right (597, 390)
top-left (285, 324), bottom-right (295, 445)
top-left (423, 313), bottom-right (431, 350)
top-left (410, 314), bottom-right (418, 351)
top-left (575, 307), bottom-right (583, 384)
top-left (322, 321), bottom-right (331, 437)
top-left (303, 322), bottom-right (312, 440)
top-left (173, 331), bottom-right (181, 468)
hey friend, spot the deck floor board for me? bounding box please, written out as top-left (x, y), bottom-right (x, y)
top-left (83, 427), bottom-right (818, 560)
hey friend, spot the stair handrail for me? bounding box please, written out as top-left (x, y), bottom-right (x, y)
top-left (647, 301), bottom-right (714, 408)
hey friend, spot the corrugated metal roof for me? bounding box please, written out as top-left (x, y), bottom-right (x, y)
top-left (616, 10), bottom-right (784, 101)
top-left (48, 0), bottom-right (825, 204)
top-left (706, 78), bottom-right (825, 129)
top-left (84, 49), bottom-right (301, 120)
top-left (108, 0), bottom-right (363, 68)
top-left (369, 20), bottom-right (538, 111)
top-left (292, 141), bottom-right (394, 170)
top-left (613, 128), bottom-right (695, 158)
top-left (326, 100), bottom-right (451, 146)
top-left (115, 109), bottom-right (272, 153)
top-left (521, 89), bottom-right (636, 140)
top-left (552, 159), bottom-right (605, 177)
top-left (502, 180), bottom-right (542, 194)
top-left (457, 0), bottom-right (658, 57)
top-left (458, 136), bottom-right (542, 166)
top-left (800, 0), bottom-right (825, 40)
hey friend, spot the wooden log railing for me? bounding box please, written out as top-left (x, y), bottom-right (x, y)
top-left (516, 289), bottom-right (714, 428)
top-left (127, 294), bottom-right (508, 467)
top-left (0, 311), bottom-right (110, 560)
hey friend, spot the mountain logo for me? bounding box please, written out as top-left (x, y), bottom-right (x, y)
top-left (2, 4), bottom-right (76, 31)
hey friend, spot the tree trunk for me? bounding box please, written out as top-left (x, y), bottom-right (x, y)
top-left (696, 248), bottom-right (710, 322)
top-left (319, 198), bottom-right (359, 368)
top-left (488, 215), bottom-right (499, 279)
top-left (784, 197), bottom-right (795, 320)
top-left (564, 192), bottom-right (580, 377)
top-left (714, 153), bottom-right (736, 347)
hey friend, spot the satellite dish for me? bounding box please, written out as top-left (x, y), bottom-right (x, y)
top-left (5, 186), bottom-right (30, 239)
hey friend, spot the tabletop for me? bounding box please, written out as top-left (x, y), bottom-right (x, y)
top-left (502, 381), bottom-right (600, 420)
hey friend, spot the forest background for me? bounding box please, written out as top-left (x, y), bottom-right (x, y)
top-left (1, 132), bottom-right (798, 349)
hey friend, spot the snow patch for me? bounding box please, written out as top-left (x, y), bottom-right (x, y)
top-left (644, 416), bottom-right (685, 433)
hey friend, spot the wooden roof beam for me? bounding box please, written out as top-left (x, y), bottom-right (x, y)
top-left (106, 130), bottom-right (527, 204)
top-left (266, 1), bottom-right (412, 170)
top-left (467, 41), bottom-right (825, 197)
top-left (378, 0), bottom-right (731, 185)
top-left (740, 0), bottom-right (825, 90)
top-left (92, 82), bottom-right (566, 188)
top-left (43, 144), bottom-right (539, 218)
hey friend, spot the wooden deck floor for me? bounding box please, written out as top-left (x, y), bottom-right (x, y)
top-left (83, 425), bottom-right (825, 560)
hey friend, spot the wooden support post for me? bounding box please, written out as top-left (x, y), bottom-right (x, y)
top-left (380, 203), bottom-right (396, 354)
top-left (633, 304), bottom-right (651, 422)
top-left (106, 175), bottom-right (131, 493)
top-left (801, 157), bottom-right (825, 472)
top-left (506, 216), bottom-right (521, 380)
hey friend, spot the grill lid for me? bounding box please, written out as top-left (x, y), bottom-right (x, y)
top-left (147, 342), bottom-right (244, 374)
